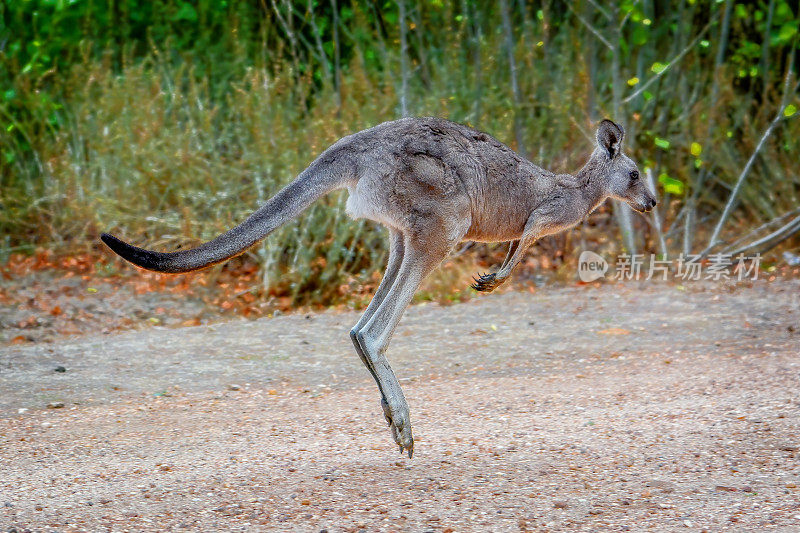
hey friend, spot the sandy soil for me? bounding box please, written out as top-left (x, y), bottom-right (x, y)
top-left (1, 280), bottom-right (799, 532)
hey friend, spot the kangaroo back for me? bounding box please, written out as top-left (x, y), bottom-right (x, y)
top-left (101, 154), bottom-right (351, 273)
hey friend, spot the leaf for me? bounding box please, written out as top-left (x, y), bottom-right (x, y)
top-left (172, 2), bottom-right (198, 23)
top-left (654, 137), bottom-right (670, 150)
top-left (658, 173), bottom-right (684, 195)
top-left (598, 328), bottom-right (630, 335)
top-left (774, 23), bottom-right (798, 45)
top-left (632, 26), bottom-right (648, 46)
top-left (690, 142), bottom-right (702, 156)
top-left (627, 77), bottom-right (640, 86)
top-left (650, 62), bottom-right (667, 74)
top-left (784, 104), bottom-right (797, 118)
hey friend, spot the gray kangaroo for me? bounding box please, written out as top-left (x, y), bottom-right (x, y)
top-left (101, 117), bottom-right (656, 457)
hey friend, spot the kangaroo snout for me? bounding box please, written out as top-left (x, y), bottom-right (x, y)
top-left (632, 195), bottom-right (657, 213)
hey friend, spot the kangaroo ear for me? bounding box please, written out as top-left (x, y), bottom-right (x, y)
top-left (596, 119), bottom-right (625, 159)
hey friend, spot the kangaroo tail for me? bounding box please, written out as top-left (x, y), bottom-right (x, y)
top-left (101, 155), bottom-right (351, 273)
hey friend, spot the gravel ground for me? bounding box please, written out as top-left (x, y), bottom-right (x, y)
top-left (1, 280), bottom-right (799, 532)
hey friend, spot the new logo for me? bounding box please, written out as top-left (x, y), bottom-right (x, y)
top-left (578, 251), bottom-right (608, 282)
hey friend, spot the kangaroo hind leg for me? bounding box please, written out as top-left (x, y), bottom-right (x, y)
top-left (355, 232), bottom-right (453, 457)
top-left (350, 228), bottom-right (405, 405)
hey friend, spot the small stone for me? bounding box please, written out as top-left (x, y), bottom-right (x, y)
top-left (553, 500), bottom-right (568, 509)
top-left (54, 366), bottom-right (66, 373)
top-left (741, 485), bottom-right (753, 492)
top-left (780, 445), bottom-right (798, 452)
top-left (41, 422), bottom-right (52, 428)
top-left (715, 485), bottom-right (737, 492)
top-left (228, 384), bottom-right (241, 391)
top-left (301, 499), bottom-right (311, 506)
top-left (17, 408), bottom-right (28, 414)
top-left (35, 504), bottom-right (43, 511)
top-left (786, 482), bottom-right (797, 488)
top-left (47, 402), bottom-right (64, 409)
top-left (683, 520), bottom-right (693, 527)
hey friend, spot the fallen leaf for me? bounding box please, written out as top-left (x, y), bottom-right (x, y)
top-left (598, 328), bottom-right (631, 335)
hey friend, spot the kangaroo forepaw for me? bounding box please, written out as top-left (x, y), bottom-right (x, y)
top-left (381, 397), bottom-right (414, 458)
top-left (471, 272), bottom-right (501, 292)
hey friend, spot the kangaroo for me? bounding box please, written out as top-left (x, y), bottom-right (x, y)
top-left (101, 117), bottom-right (656, 457)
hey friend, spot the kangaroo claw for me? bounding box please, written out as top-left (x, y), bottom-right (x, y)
top-left (471, 271), bottom-right (500, 292)
top-left (381, 397), bottom-right (414, 458)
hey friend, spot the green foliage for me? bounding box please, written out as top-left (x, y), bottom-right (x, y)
top-left (0, 0), bottom-right (798, 305)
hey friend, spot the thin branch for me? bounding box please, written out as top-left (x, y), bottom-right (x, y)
top-left (330, 0), bottom-right (342, 109)
top-left (722, 206), bottom-right (800, 253)
top-left (270, 0), bottom-right (300, 71)
top-left (398, 0), bottom-right (410, 117)
top-left (623, 16), bottom-right (716, 103)
top-left (701, 44), bottom-right (797, 257)
top-left (306, 0), bottom-right (331, 84)
top-left (727, 215), bottom-right (800, 256)
top-left (585, 0), bottom-right (612, 22)
top-left (645, 169), bottom-right (668, 258)
top-left (500, 0), bottom-right (526, 156)
top-left (568, 4), bottom-right (612, 50)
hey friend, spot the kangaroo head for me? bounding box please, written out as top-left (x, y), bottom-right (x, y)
top-left (593, 119), bottom-right (657, 213)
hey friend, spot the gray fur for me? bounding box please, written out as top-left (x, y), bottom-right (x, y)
top-left (102, 116), bottom-right (656, 457)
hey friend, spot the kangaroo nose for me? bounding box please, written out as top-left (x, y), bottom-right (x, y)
top-left (648, 198), bottom-right (657, 209)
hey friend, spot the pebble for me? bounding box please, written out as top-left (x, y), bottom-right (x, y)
top-left (41, 422), bottom-right (52, 428)
top-left (228, 384), bottom-right (241, 391)
top-left (54, 366), bottom-right (66, 373)
top-left (47, 402), bottom-right (65, 409)
top-left (553, 500), bottom-right (568, 509)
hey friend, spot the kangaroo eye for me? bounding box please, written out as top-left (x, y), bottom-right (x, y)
top-left (629, 170), bottom-right (640, 180)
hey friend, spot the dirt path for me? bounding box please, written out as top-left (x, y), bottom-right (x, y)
top-left (1, 281), bottom-right (799, 531)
